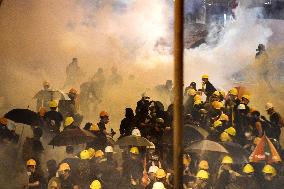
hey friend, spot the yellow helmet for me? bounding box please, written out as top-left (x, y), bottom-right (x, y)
top-left (26, 159), bottom-right (36, 166)
top-left (156, 168), bottom-right (167, 179)
top-left (262, 165), bottom-right (276, 176)
top-left (87, 148), bottom-right (96, 159)
top-left (90, 180), bottom-right (102, 189)
top-left (90, 124), bottom-right (100, 131)
top-left (243, 164), bottom-right (254, 174)
top-left (58, 163), bottom-right (70, 172)
top-left (229, 88), bottom-right (238, 96)
top-left (213, 120), bottom-right (222, 128)
top-left (95, 150), bottom-right (104, 158)
top-left (222, 156), bottom-right (233, 164)
top-left (242, 94), bottom-right (250, 101)
top-left (196, 170), bottom-right (209, 179)
top-left (198, 160), bottom-right (209, 170)
top-left (194, 95), bottom-right (202, 101)
top-left (219, 90), bottom-right (226, 98)
top-left (202, 74), bottom-right (209, 79)
top-left (212, 91), bottom-right (220, 97)
top-left (225, 127), bottom-right (236, 136)
top-left (64, 117), bottom-right (74, 127)
top-left (49, 100), bottom-right (58, 108)
top-left (80, 150), bottom-right (90, 160)
top-left (220, 132), bottom-right (231, 142)
top-left (99, 111), bottom-right (109, 117)
top-left (194, 100), bottom-right (202, 106)
top-left (219, 114), bottom-right (229, 121)
top-left (187, 88), bottom-right (196, 96)
top-left (130, 147), bottom-right (139, 155)
top-left (212, 101), bottom-right (224, 110)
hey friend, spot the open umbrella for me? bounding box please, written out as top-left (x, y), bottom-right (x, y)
top-left (249, 134), bottom-right (282, 164)
top-left (184, 124), bottom-right (209, 144)
top-left (49, 127), bottom-right (96, 146)
top-left (115, 135), bottom-right (153, 147)
top-left (220, 142), bottom-right (249, 164)
top-left (185, 140), bottom-right (228, 154)
top-left (4, 109), bottom-right (42, 126)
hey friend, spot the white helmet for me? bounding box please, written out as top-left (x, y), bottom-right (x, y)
top-left (237, 104), bottom-right (246, 110)
top-left (148, 165), bottom-right (159, 174)
top-left (152, 182), bottom-right (166, 189)
top-left (132, 128), bottom-right (141, 137)
top-left (265, 102), bottom-right (273, 110)
top-left (105, 146), bottom-right (114, 153)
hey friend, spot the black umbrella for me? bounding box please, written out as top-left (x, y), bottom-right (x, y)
top-left (49, 128), bottom-right (96, 146)
top-left (4, 109), bottom-right (41, 126)
top-left (220, 142), bottom-right (249, 165)
top-left (184, 124), bottom-right (209, 144)
top-left (115, 135), bottom-right (153, 147)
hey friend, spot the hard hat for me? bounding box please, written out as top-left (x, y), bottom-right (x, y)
top-left (183, 156), bottom-right (191, 166)
top-left (69, 88), bottom-right (77, 94)
top-left (225, 127), bottom-right (236, 136)
top-left (148, 165), bottom-right (159, 173)
top-left (156, 168), bottom-right (166, 179)
top-left (196, 170), bottom-right (209, 179)
top-left (262, 165), bottom-right (276, 175)
top-left (80, 150), bottom-right (90, 160)
top-left (213, 120), bottom-right (222, 128)
top-left (222, 156), bottom-right (233, 164)
top-left (90, 180), bottom-right (101, 189)
top-left (99, 111), bottom-right (109, 117)
top-left (26, 159), bottom-right (36, 166)
top-left (253, 137), bottom-right (261, 145)
top-left (202, 74), bottom-right (209, 79)
top-left (152, 182), bottom-right (166, 189)
top-left (237, 104), bottom-right (246, 110)
top-left (156, 118), bottom-right (164, 124)
top-left (89, 124), bottom-right (100, 131)
top-left (243, 164), bottom-right (254, 174)
top-left (265, 102), bottom-right (274, 110)
top-left (0, 117), bottom-right (8, 125)
top-left (242, 94), bottom-right (250, 101)
top-left (132, 128), bottom-right (141, 137)
top-left (219, 114), bottom-right (229, 121)
top-left (58, 163), bottom-right (70, 172)
top-left (87, 148), bottom-right (96, 158)
top-left (38, 107), bottom-right (47, 117)
top-left (194, 95), bottom-right (202, 101)
top-left (43, 81), bottom-right (50, 86)
top-left (105, 146), bottom-right (114, 153)
top-left (95, 150), bottom-right (104, 158)
top-left (212, 101), bottom-right (224, 110)
top-left (49, 100), bottom-right (58, 108)
top-left (64, 117), bottom-right (74, 127)
top-left (198, 160), bottom-right (209, 170)
top-left (130, 147), bottom-right (139, 155)
top-left (220, 132), bottom-right (231, 142)
top-left (229, 88), bottom-right (238, 96)
top-left (194, 100), bottom-right (202, 105)
top-left (187, 88), bottom-right (196, 96)
top-left (213, 91), bottom-right (220, 97)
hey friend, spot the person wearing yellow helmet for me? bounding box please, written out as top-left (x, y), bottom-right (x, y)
top-left (57, 162), bottom-right (79, 189)
top-left (241, 94), bottom-right (250, 105)
top-left (97, 110), bottom-right (112, 149)
top-left (264, 102), bottom-right (283, 141)
top-left (262, 164), bottom-right (283, 188)
top-left (63, 116), bottom-right (77, 130)
top-left (239, 164), bottom-right (259, 189)
top-left (198, 160), bottom-right (209, 171)
top-left (195, 170), bottom-right (210, 189)
top-left (216, 155), bottom-right (238, 189)
top-left (25, 159), bottom-right (42, 189)
top-left (80, 150), bottom-right (91, 160)
top-left (219, 131), bottom-right (232, 142)
top-left (44, 100), bottom-right (63, 134)
top-left (201, 74), bottom-right (217, 102)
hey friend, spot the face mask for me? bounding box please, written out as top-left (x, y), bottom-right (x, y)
top-left (27, 172), bottom-right (32, 176)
